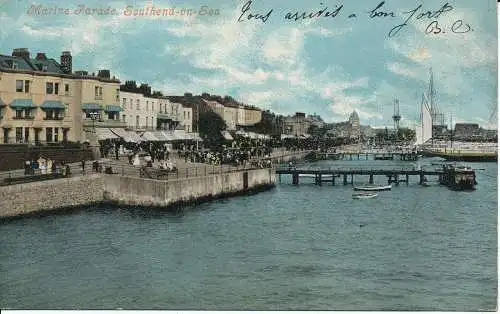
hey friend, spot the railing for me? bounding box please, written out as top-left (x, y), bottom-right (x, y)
top-left (0, 160), bottom-right (273, 186)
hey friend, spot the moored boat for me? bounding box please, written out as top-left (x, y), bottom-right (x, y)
top-left (352, 192), bottom-right (378, 199)
top-left (353, 184), bottom-right (392, 191)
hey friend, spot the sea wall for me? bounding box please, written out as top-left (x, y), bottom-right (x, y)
top-left (0, 168), bottom-right (276, 218)
top-left (103, 168), bottom-right (276, 207)
top-left (0, 174), bottom-right (104, 218)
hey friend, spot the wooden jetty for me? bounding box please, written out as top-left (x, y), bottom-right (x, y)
top-left (276, 166), bottom-right (476, 189)
top-left (311, 150), bottom-right (419, 161)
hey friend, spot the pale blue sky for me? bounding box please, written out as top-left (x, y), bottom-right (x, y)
top-left (0, 0), bottom-right (497, 127)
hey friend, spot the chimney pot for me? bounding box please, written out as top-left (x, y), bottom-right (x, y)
top-left (36, 52), bottom-right (47, 60)
top-left (60, 50), bottom-right (72, 74)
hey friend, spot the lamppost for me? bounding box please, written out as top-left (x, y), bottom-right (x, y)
top-left (89, 112), bottom-right (98, 133)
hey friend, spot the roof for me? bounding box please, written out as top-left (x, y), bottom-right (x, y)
top-left (0, 54), bottom-right (63, 73)
top-left (0, 53), bottom-right (120, 83)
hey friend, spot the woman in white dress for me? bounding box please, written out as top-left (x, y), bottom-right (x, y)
top-left (133, 154), bottom-right (141, 166)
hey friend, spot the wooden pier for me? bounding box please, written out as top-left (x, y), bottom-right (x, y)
top-left (276, 167), bottom-right (459, 186)
top-left (310, 151), bottom-right (419, 161)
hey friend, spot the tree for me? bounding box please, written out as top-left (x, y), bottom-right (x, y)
top-left (198, 110), bottom-right (227, 147)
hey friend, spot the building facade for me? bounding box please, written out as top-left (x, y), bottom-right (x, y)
top-left (120, 91), bottom-right (159, 130)
top-left (0, 48), bottom-right (122, 144)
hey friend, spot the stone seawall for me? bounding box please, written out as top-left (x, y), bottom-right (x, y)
top-left (103, 168), bottom-right (276, 207)
top-left (0, 174), bottom-right (104, 218)
top-left (0, 168), bottom-right (276, 218)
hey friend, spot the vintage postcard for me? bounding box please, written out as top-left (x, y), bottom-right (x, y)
top-left (0, 0), bottom-right (497, 311)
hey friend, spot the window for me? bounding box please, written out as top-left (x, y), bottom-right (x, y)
top-left (146, 117), bottom-right (148, 128)
top-left (122, 114), bottom-right (126, 122)
top-left (46, 127), bottom-right (53, 143)
top-left (42, 65), bottom-right (48, 72)
top-left (146, 101), bottom-right (149, 111)
top-left (46, 82), bottom-right (54, 94)
top-left (99, 87), bottom-right (103, 96)
top-left (16, 127), bottom-right (23, 143)
top-left (152, 103), bottom-right (155, 112)
top-left (116, 89), bottom-right (119, 101)
top-left (65, 84), bottom-right (70, 95)
top-left (54, 83), bottom-right (59, 95)
top-left (122, 98), bottom-right (126, 107)
top-left (136, 115), bottom-right (139, 128)
top-left (54, 128), bottom-right (59, 142)
top-left (136, 99), bottom-right (140, 110)
top-left (16, 80), bottom-right (23, 92)
top-left (151, 117), bottom-right (154, 127)
top-left (95, 86), bottom-right (99, 97)
top-left (15, 110), bottom-right (23, 118)
top-left (12, 62), bottom-right (18, 69)
top-left (25, 80), bottom-right (30, 93)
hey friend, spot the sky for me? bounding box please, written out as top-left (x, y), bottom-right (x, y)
top-left (0, 0), bottom-right (497, 128)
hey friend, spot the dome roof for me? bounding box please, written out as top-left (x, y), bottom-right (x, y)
top-left (349, 110), bottom-right (359, 121)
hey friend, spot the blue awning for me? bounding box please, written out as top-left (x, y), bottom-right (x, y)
top-left (41, 100), bottom-right (65, 109)
top-left (10, 99), bottom-right (34, 108)
top-left (82, 103), bottom-right (102, 110)
top-left (104, 105), bottom-right (121, 112)
top-left (0, 98), bottom-right (5, 107)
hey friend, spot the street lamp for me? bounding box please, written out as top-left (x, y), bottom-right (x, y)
top-left (89, 112), bottom-right (98, 133)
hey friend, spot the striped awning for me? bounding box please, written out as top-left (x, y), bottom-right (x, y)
top-left (151, 131), bottom-right (169, 141)
top-left (10, 99), bottom-right (34, 108)
top-left (104, 105), bottom-right (122, 112)
top-left (95, 128), bottom-right (119, 141)
top-left (141, 131), bottom-right (160, 141)
top-left (82, 103), bottom-right (102, 110)
top-left (41, 100), bottom-right (65, 109)
top-left (160, 131), bottom-right (175, 141)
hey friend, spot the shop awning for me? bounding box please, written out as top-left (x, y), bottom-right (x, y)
top-left (152, 131), bottom-right (169, 141)
top-left (82, 103), bottom-right (102, 110)
top-left (10, 99), bottom-right (34, 108)
top-left (127, 131), bottom-right (143, 143)
top-left (0, 98), bottom-right (6, 107)
top-left (141, 131), bottom-right (160, 141)
top-left (41, 100), bottom-right (65, 109)
top-left (105, 105), bottom-right (122, 112)
top-left (161, 131), bottom-right (175, 141)
top-left (95, 128), bottom-right (119, 141)
top-left (110, 128), bottom-right (139, 143)
top-left (221, 131), bottom-right (233, 141)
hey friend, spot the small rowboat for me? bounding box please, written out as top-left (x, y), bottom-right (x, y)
top-left (352, 192), bottom-right (378, 199)
top-left (353, 184), bottom-right (392, 191)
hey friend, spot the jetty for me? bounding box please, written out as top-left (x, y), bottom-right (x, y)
top-left (276, 165), bottom-right (476, 189)
top-left (311, 150), bottom-right (419, 161)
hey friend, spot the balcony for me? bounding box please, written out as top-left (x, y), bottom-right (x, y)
top-left (83, 118), bottom-right (127, 128)
top-left (43, 116), bottom-right (65, 120)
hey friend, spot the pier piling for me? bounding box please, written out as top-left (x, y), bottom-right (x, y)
top-left (343, 174), bottom-right (348, 185)
top-left (369, 174), bottom-right (374, 184)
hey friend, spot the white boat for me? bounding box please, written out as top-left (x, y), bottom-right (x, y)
top-left (422, 181), bottom-right (431, 187)
top-left (352, 192), bottom-right (378, 199)
top-left (353, 185), bottom-right (392, 191)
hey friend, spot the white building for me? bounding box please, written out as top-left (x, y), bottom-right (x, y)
top-left (182, 106), bottom-right (193, 132)
top-left (120, 91), bottom-right (158, 130)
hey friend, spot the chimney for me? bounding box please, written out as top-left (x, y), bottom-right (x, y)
top-left (12, 48), bottom-right (30, 59)
top-left (60, 51), bottom-right (72, 74)
top-left (35, 52), bottom-right (47, 60)
top-left (97, 69), bottom-right (110, 79)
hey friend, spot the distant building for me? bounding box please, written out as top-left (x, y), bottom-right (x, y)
top-left (326, 110), bottom-right (361, 140)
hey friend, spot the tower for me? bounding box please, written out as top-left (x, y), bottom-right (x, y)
top-left (392, 98), bottom-right (401, 138)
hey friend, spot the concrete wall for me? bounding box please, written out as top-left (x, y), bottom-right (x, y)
top-left (0, 168), bottom-right (276, 218)
top-left (103, 168), bottom-right (275, 207)
top-left (0, 174), bottom-right (104, 218)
